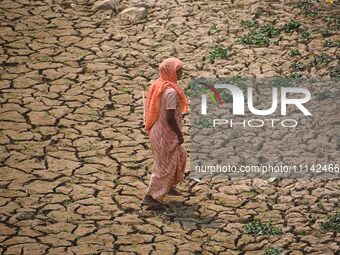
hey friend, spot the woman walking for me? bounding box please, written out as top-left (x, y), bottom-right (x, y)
top-left (143, 57), bottom-right (188, 208)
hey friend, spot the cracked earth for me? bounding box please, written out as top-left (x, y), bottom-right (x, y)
top-left (0, 0), bottom-right (339, 255)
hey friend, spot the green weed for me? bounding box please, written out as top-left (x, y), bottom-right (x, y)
top-left (208, 24), bottom-right (219, 36)
top-left (283, 20), bottom-right (301, 33)
top-left (310, 54), bottom-right (333, 66)
top-left (321, 212), bottom-right (340, 233)
top-left (300, 31), bottom-right (311, 42)
top-left (323, 39), bottom-right (340, 48)
top-left (330, 69), bottom-right (340, 80)
top-left (240, 19), bottom-right (259, 28)
top-left (236, 24), bottom-right (280, 47)
top-left (263, 247), bottom-right (282, 255)
top-left (209, 46), bottom-right (231, 63)
top-left (291, 61), bottom-right (306, 71)
top-left (289, 49), bottom-right (301, 57)
top-left (244, 220), bottom-right (282, 235)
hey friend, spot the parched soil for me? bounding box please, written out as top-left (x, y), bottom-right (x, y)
top-left (0, 0), bottom-right (339, 255)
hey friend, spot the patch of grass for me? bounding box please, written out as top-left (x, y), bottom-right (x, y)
top-left (289, 49), bottom-right (301, 57)
top-left (244, 220), bottom-right (282, 235)
top-left (208, 24), bottom-right (219, 36)
top-left (63, 198), bottom-right (72, 206)
top-left (237, 30), bottom-right (270, 46)
top-left (296, 1), bottom-right (312, 11)
top-left (290, 73), bottom-right (303, 78)
top-left (310, 53), bottom-right (333, 66)
top-left (323, 14), bottom-right (340, 30)
top-left (241, 19), bottom-right (259, 28)
top-left (263, 247), bottom-right (282, 255)
top-left (323, 39), bottom-right (340, 48)
top-left (236, 24), bottom-right (280, 47)
top-left (291, 61), bottom-right (306, 71)
top-left (321, 212), bottom-right (340, 233)
top-left (282, 20), bottom-right (301, 33)
top-left (209, 46), bottom-right (231, 63)
top-left (320, 28), bottom-right (331, 37)
top-left (330, 69), bottom-right (340, 80)
top-left (296, 1), bottom-right (318, 17)
top-left (300, 31), bottom-right (311, 42)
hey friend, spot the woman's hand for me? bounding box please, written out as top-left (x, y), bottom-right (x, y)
top-left (178, 134), bottom-right (184, 144)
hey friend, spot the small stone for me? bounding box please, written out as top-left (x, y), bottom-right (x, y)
top-left (93, 0), bottom-right (119, 12)
top-left (118, 6), bottom-right (147, 24)
top-left (16, 212), bottom-right (35, 220)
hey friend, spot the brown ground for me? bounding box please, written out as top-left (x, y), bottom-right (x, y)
top-left (0, 0), bottom-right (339, 255)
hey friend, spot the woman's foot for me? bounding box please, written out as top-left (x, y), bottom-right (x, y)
top-left (168, 188), bottom-right (182, 196)
top-left (142, 195), bottom-right (165, 209)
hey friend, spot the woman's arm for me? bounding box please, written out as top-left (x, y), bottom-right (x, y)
top-left (166, 109), bottom-right (184, 144)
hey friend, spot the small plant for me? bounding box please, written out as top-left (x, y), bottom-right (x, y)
top-left (289, 49), bottom-right (301, 57)
top-left (241, 19), bottom-right (259, 28)
top-left (63, 198), bottom-right (72, 206)
top-left (237, 24), bottom-right (280, 47)
top-left (323, 39), bottom-right (340, 48)
top-left (296, 1), bottom-right (312, 11)
top-left (283, 20), bottom-right (301, 33)
top-left (290, 73), bottom-right (303, 78)
top-left (237, 30), bottom-right (270, 46)
top-left (330, 69), bottom-right (340, 80)
top-left (263, 247), bottom-right (282, 255)
top-left (244, 220), bottom-right (282, 235)
top-left (321, 212), bottom-right (340, 233)
top-left (310, 54), bottom-right (333, 66)
top-left (300, 31), bottom-right (311, 42)
top-left (208, 24), bottom-right (219, 36)
top-left (209, 46), bottom-right (231, 63)
top-left (291, 61), bottom-right (306, 71)
top-left (320, 28), bottom-right (331, 37)
top-left (296, 1), bottom-right (318, 17)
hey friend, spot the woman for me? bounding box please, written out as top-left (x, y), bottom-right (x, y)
top-left (143, 57), bottom-right (188, 208)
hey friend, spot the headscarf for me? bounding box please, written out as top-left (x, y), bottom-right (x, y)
top-left (145, 57), bottom-right (188, 132)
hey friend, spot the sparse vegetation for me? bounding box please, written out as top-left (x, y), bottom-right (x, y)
top-left (321, 212), bottom-right (340, 233)
top-left (323, 39), bottom-right (340, 48)
top-left (289, 49), bottom-right (301, 57)
top-left (236, 23), bottom-right (280, 47)
top-left (244, 220), bottom-right (282, 235)
top-left (310, 53), bottom-right (333, 66)
top-left (209, 46), bottom-right (231, 63)
top-left (291, 61), bottom-right (306, 71)
top-left (330, 69), bottom-right (340, 80)
top-left (241, 19), bottom-right (259, 28)
top-left (208, 24), bottom-right (219, 36)
top-left (263, 247), bottom-right (282, 255)
top-left (300, 31), bottom-right (311, 42)
top-left (320, 28), bottom-right (331, 37)
top-left (283, 20), bottom-right (301, 33)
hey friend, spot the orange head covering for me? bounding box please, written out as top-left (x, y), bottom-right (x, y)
top-left (145, 57), bottom-right (188, 132)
